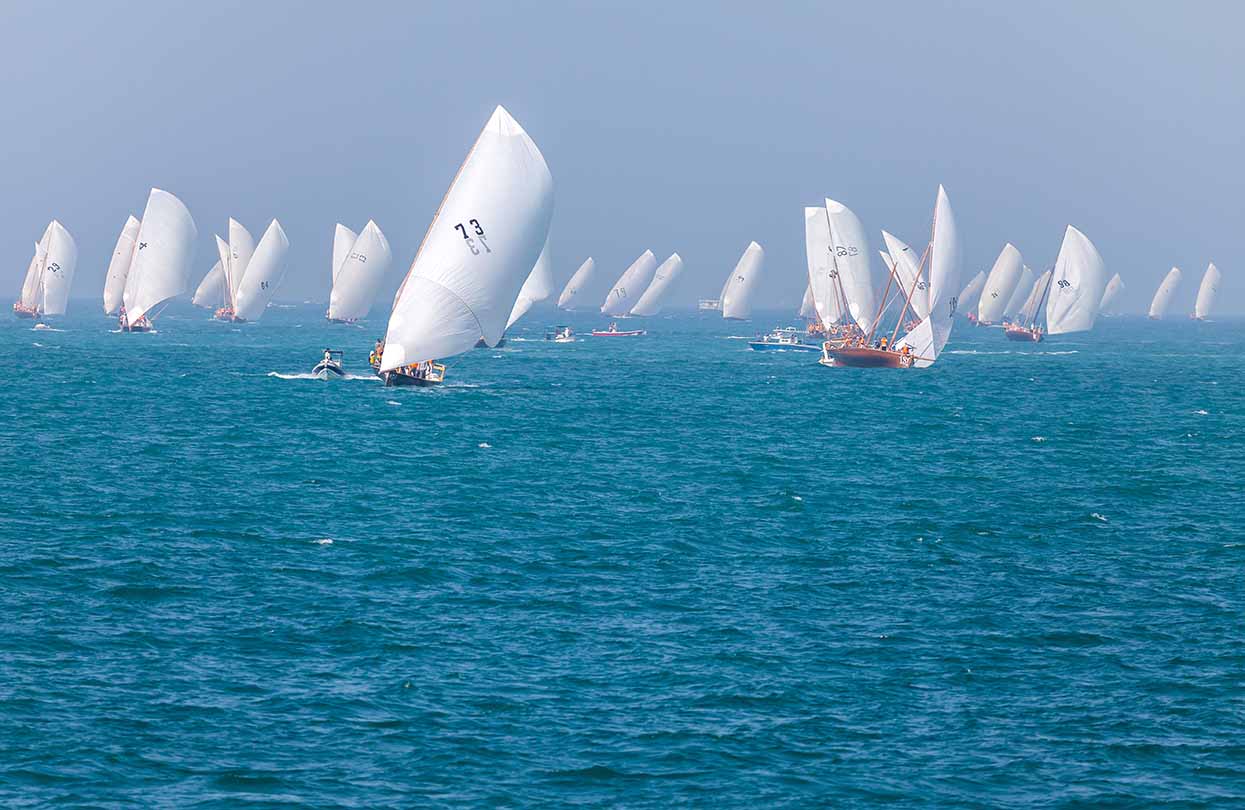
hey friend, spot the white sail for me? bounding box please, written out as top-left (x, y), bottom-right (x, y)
top-left (1099, 273), bottom-right (1124, 313)
top-left (122, 188), bottom-right (198, 325)
top-left (629, 253), bottom-right (684, 317)
top-left (332, 223), bottom-right (358, 283)
top-left (805, 206), bottom-right (843, 325)
top-left (214, 235), bottom-right (232, 300)
top-left (824, 200), bottom-right (875, 331)
top-left (881, 230), bottom-right (928, 320)
top-left (232, 220), bottom-right (289, 322)
top-left (226, 218), bottom-right (256, 306)
top-left (976, 243), bottom-right (1024, 323)
top-left (798, 284), bottom-right (817, 320)
top-left (558, 258), bottom-right (595, 310)
top-left (957, 270), bottom-right (986, 315)
top-left (1148, 267), bottom-right (1181, 319)
top-left (39, 221), bottom-right (78, 316)
top-left (102, 215), bottom-right (140, 314)
top-left (506, 236), bottom-right (555, 329)
top-left (1002, 265), bottom-right (1034, 317)
top-left (19, 225), bottom-right (52, 310)
top-left (1193, 263), bottom-right (1220, 320)
top-left (895, 186), bottom-right (961, 367)
top-left (192, 262), bottom-right (226, 308)
top-left (381, 105), bottom-right (554, 370)
top-left (721, 241), bottom-right (765, 320)
top-left (1019, 269), bottom-right (1053, 326)
top-left (601, 250), bottom-right (657, 315)
top-left (1046, 225), bottom-right (1108, 335)
top-left (328, 220), bottom-right (392, 321)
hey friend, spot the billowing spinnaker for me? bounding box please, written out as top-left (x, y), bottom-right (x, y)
top-left (798, 283), bottom-right (817, 320)
top-left (192, 262), bottom-right (226, 308)
top-left (957, 270), bottom-right (986, 314)
top-left (506, 236), bottom-right (555, 329)
top-left (328, 221), bottom-right (392, 321)
top-left (1194, 263), bottom-right (1220, 320)
top-left (895, 186), bottom-right (961, 366)
top-left (332, 223), bottom-right (359, 283)
top-left (39, 221), bottom-right (78, 316)
top-left (1046, 226), bottom-right (1108, 334)
top-left (1099, 273), bottom-right (1124, 313)
top-left (721, 241), bottom-right (765, 320)
top-left (976, 243), bottom-right (1024, 323)
top-left (226, 218), bottom-right (255, 303)
top-left (558, 258), bottom-right (595, 310)
top-left (601, 250), bottom-right (657, 315)
top-left (1148, 267), bottom-right (1182, 319)
top-left (824, 200), bottom-right (875, 331)
top-left (103, 215), bottom-right (140, 314)
top-left (881, 230), bottom-right (928, 319)
top-left (232, 220), bottom-right (290, 322)
top-left (122, 188), bottom-right (198, 324)
top-left (805, 206), bottom-right (843, 325)
top-left (629, 252), bottom-right (684, 316)
top-left (381, 105), bottom-right (554, 370)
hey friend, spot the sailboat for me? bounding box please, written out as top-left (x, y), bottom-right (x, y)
top-left (881, 230), bottom-right (928, 331)
top-left (1005, 226), bottom-right (1107, 341)
top-left (805, 206), bottom-right (844, 333)
top-left (810, 199), bottom-right (878, 363)
top-left (375, 105), bottom-right (553, 386)
top-left (823, 186), bottom-right (960, 368)
top-left (1002, 269), bottom-right (1052, 341)
top-left (595, 250), bottom-right (656, 335)
top-left (191, 261), bottom-right (226, 308)
top-left (120, 188), bottom-right (197, 332)
top-left (1099, 272), bottom-right (1124, 315)
top-left (628, 253), bottom-right (684, 317)
top-left (557, 258), bottom-right (596, 310)
top-left (13, 221), bottom-right (77, 323)
top-left (326, 221), bottom-right (393, 323)
top-left (975, 243), bottom-right (1023, 326)
top-left (957, 270), bottom-right (986, 321)
top-left (103, 215), bottom-right (141, 316)
top-left (1148, 267), bottom-right (1182, 320)
top-left (720, 241), bottom-right (765, 320)
top-left (1192, 263), bottom-right (1220, 320)
top-left (216, 219), bottom-right (290, 322)
top-left (210, 218), bottom-right (255, 320)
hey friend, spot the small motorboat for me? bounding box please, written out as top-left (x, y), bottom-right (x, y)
top-left (545, 325), bottom-right (574, 342)
top-left (1004, 324), bottom-right (1043, 342)
top-left (748, 326), bottom-right (820, 353)
top-left (312, 349), bottom-right (346, 379)
top-left (591, 321), bottom-right (645, 337)
top-left (380, 361), bottom-right (446, 387)
top-left (33, 322), bottom-right (53, 330)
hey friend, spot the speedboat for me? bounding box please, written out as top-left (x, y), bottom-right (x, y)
top-left (312, 349), bottom-right (346, 379)
top-left (748, 326), bottom-right (819, 353)
top-left (591, 321), bottom-right (645, 337)
top-left (545, 325), bottom-right (574, 342)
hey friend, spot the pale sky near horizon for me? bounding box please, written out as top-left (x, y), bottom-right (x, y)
top-left (2, 1), bottom-right (1242, 314)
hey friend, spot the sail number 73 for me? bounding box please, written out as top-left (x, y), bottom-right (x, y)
top-left (454, 219), bottom-right (491, 256)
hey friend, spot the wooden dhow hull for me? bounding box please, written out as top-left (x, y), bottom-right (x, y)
top-left (824, 346), bottom-right (912, 368)
top-left (1004, 326), bottom-right (1043, 342)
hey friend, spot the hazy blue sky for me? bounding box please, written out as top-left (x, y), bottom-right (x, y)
top-left (3, 1), bottom-right (1242, 313)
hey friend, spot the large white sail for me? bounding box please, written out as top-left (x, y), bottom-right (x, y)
top-left (1193, 263), bottom-right (1220, 320)
top-left (881, 230), bottom-right (928, 320)
top-left (957, 270), bottom-right (986, 315)
top-left (1017, 269), bottom-right (1053, 326)
top-left (1099, 273), bottom-right (1124, 313)
top-left (19, 224), bottom-right (52, 310)
top-left (824, 200), bottom-right (875, 331)
top-left (976, 243), bottom-right (1024, 323)
top-left (1046, 226), bottom-right (1108, 335)
top-left (332, 224), bottom-right (358, 283)
top-left (381, 105), bottom-right (554, 370)
top-left (102, 215), bottom-right (140, 314)
top-left (328, 220), bottom-right (393, 321)
top-left (805, 206), bottom-right (843, 325)
top-left (506, 237), bottom-right (555, 329)
top-left (192, 262), bottom-right (226, 308)
top-left (39, 221), bottom-right (78, 316)
top-left (601, 250), bottom-right (657, 316)
top-left (895, 186), bottom-right (961, 367)
top-left (798, 283), bottom-right (817, 320)
top-left (721, 241), bottom-right (765, 320)
top-left (1002, 265), bottom-right (1034, 317)
top-left (1148, 267), bottom-right (1181, 319)
top-left (558, 258), bottom-right (595, 310)
top-left (233, 220), bottom-right (290, 322)
top-left (122, 188), bottom-right (198, 325)
top-left (226, 218), bottom-right (256, 306)
top-left (630, 252), bottom-right (684, 316)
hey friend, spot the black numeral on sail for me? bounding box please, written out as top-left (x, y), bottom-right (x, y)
top-left (455, 220), bottom-right (490, 256)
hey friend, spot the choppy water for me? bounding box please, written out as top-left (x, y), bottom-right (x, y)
top-left (4, 305), bottom-right (1244, 807)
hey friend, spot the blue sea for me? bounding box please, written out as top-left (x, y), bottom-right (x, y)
top-left (4, 305), bottom-right (1244, 807)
